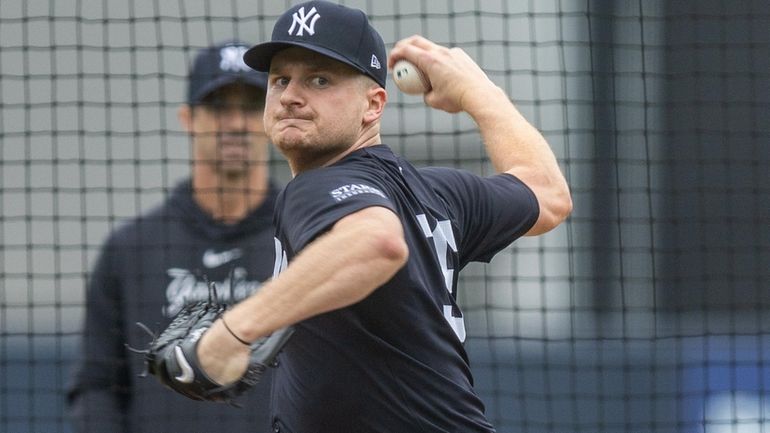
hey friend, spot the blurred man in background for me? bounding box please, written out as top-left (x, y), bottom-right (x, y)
top-left (67, 40), bottom-right (280, 432)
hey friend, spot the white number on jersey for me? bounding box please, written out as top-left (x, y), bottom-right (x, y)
top-left (273, 237), bottom-right (288, 278)
top-left (416, 214), bottom-right (466, 342)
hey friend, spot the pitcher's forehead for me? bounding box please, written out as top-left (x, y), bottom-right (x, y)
top-left (268, 47), bottom-right (362, 77)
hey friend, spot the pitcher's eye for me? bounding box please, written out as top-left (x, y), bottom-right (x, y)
top-left (311, 76), bottom-right (329, 87)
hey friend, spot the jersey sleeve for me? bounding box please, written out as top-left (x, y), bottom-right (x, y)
top-left (279, 167), bottom-right (397, 251)
top-left (419, 167), bottom-right (539, 265)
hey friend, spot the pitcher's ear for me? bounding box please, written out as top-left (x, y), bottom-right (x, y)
top-left (363, 86), bottom-right (387, 125)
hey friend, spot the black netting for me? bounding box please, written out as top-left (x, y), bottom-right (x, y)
top-left (1, 1), bottom-right (768, 432)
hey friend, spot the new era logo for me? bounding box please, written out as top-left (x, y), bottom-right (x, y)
top-left (288, 6), bottom-right (321, 36)
top-left (370, 54), bottom-right (381, 69)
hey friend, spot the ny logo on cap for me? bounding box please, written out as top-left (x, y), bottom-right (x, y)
top-left (288, 6), bottom-right (321, 36)
top-left (219, 46), bottom-right (250, 72)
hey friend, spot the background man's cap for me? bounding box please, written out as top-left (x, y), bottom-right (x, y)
top-left (188, 40), bottom-right (268, 104)
top-left (243, 1), bottom-right (387, 88)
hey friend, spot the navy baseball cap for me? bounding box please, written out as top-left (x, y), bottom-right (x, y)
top-left (187, 40), bottom-right (268, 104)
top-left (243, 1), bottom-right (387, 88)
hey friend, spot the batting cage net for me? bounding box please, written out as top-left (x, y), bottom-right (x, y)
top-left (1, 0), bottom-right (769, 432)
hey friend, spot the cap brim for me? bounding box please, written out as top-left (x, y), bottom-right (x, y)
top-left (190, 73), bottom-right (267, 104)
top-left (244, 41), bottom-right (371, 79)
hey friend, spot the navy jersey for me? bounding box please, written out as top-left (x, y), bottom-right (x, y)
top-left (271, 145), bottom-right (538, 433)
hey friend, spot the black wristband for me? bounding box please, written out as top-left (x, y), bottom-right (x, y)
top-left (221, 315), bottom-right (251, 346)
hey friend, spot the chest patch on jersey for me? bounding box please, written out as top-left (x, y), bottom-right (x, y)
top-left (329, 183), bottom-right (387, 202)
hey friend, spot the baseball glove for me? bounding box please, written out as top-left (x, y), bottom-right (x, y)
top-left (129, 282), bottom-right (293, 404)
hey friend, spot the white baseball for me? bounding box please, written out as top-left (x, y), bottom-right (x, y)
top-left (392, 60), bottom-right (431, 95)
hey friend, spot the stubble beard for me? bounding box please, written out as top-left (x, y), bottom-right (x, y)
top-left (274, 127), bottom-right (357, 169)
top-left (216, 161), bottom-right (250, 181)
